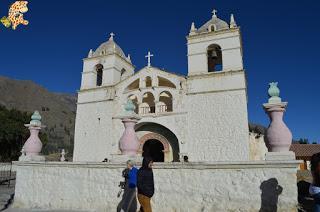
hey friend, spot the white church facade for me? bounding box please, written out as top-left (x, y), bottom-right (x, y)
top-left (73, 10), bottom-right (250, 162)
top-left (13, 8), bottom-right (301, 211)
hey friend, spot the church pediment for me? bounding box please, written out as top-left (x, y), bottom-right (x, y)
top-left (116, 66), bottom-right (185, 94)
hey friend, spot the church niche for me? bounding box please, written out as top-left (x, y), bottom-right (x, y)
top-left (96, 64), bottom-right (103, 86)
top-left (208, 24), bottom-right (216, 32)
top-left (141, 92), bottom-right (155, 114)
top-left (207, 44), bottom-right (222, 72)
top-left (125, 79), bottom-right (139, 92)
top-left (158, 76), bottom-right (176, 88)
top-left (145, 76), bottom-right (152, 87)
top-left (159, 91), bottom-right (173, 112)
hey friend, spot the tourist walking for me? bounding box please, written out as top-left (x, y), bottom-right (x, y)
top-left (117, 160), bottom-right (138, 212)
top-left (137, 157), bottom-right (154, 212)
top-left (310, 153), bottom-right (320, 212)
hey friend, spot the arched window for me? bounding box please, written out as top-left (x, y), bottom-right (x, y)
top-left (158, 77), bottom-right (176, 88)
top-left (208, 24), bottom-right (216, 32)
top-left (121, 68), bottom-right (126, 76)
top-left (146, 76), bottom-right (152, 87)
top-left (142, 92), bottom-right (155, 114)
top-left (159, 91), bottom-right (173, 112)
top-left (128, 95), bottom-right (139, 114)
top-left (125, 79), bottom-right (139, 92)
top-left (207, 44), bottom-right (222, 72)
top-left (96, 64), bottom-right (103, 86)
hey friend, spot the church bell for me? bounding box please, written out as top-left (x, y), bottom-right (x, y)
top-left (211, 50), bottom-right (218, 58)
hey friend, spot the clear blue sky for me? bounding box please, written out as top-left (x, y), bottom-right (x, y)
top-left (0, 0), bottom-right (319, 142)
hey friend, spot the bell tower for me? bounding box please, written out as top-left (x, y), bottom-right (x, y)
top-left (80, 33), bottom-right (135, 90)
top-left (185, 9), bottom-right (249, 161)
top-left (187, 10), bottom-right (243, 76)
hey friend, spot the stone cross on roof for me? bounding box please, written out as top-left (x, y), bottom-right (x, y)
top-left (212, 9), bottom-right (217, 17)
top-left (145, 51), bottom-right (154, 67)
top-left (109, 32), bottom-right (115, 41)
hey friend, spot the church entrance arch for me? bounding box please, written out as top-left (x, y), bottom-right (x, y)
top-left (139, 133), bottom-right (170, 162)
top-left (143, 139), bottom-right (164, 162)
top-left (135, 122), bottom-right (180, 162)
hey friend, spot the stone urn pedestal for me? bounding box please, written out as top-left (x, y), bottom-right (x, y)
top-left (110, 100), bottom-right (142, 163)
top-left (19, 111), bottom-right (46, 162)
top-left (263, 82), bottom-right (295, 161)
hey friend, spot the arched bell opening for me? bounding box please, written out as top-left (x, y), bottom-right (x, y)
top-left (96, 64), bottom-right (103, 86)
top-left (207, 44), bottom-right (222, 72)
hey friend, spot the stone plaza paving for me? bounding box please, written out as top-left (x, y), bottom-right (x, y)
top-left (4, 209), bottom-right (83, 212)
top-left (4, 209), bottom-right (83, 211)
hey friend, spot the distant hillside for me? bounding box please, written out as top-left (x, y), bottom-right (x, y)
top-left (0, 76), bottom-right (76, 155)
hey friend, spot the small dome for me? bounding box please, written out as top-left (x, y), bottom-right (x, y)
top-left (197, 12), bottom-right (229, 33)
top-left (92, 36), bottom-right (126, 58)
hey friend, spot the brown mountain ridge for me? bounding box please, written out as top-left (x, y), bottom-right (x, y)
top-left (0, 76), bottom-right (76, 155)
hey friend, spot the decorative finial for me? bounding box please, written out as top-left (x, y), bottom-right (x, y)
top-left (230, 14), bottom-right (237, 28)
top-left (109, 32), bottom-right (115, 41)
top-left (30, 111), bottom-right (42, 127)
top-left (268, 82), bottom-right (282, 103)
top-left (212, 9), bottom-right (217, 18)
top-left (60, 149), bottom-right (66, 162)
top-left (124, 99), bottom-right (136, 114)
top-left (88, 49), bottom-right (93, 58)
top-left (127, 54), bottom-right (131, 62)
top-left (145, 51), bottom-right (154, 67)
top-left (189, 22), bottom-right (197, 35)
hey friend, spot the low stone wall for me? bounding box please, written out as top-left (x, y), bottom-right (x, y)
top-left (13, 161), bottom-right (300, 212)
top-left (0, 163), bottom-right (16, 172)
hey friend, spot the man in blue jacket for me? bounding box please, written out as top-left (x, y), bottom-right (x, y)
top-left (118, 160), bottom-right (138, 212)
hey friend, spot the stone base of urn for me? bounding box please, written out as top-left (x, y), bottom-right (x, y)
top-left (265, 151), bottom-right (295, 161)
top-left (110, 153), bottom-right (142, 163)
top-left (19, 154), bottom-right (45, 162)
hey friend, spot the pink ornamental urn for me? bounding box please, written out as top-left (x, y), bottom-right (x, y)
top-left (263, 82), bottom-right (292, 152)
top-left (119, 99), bottom-right (141, 156)
top-left (23, 111), bottom-right (45, 156)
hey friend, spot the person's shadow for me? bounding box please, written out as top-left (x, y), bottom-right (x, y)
top-left (259, 178), bottom-right (283, 212)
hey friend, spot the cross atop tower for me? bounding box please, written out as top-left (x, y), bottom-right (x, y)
top-left (145, 51), bottom-right (154, 67)
top-left (109, 32), bottom-right (115, 41)
top-left (212, 9), bottom-right (217, 18)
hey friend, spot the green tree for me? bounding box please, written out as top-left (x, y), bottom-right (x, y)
top-left (298, 138), bottom-right (309, 144)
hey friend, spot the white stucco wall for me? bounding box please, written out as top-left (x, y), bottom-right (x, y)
top-left (73, 100), bottom-right (116, 162)
top-left (13, 161), bottom-right (299, 212)
top-left (185, 70), bottom-right (249, 161)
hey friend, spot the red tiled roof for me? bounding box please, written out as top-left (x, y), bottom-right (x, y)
top-left (290, 144), bottom-right (320, 157)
